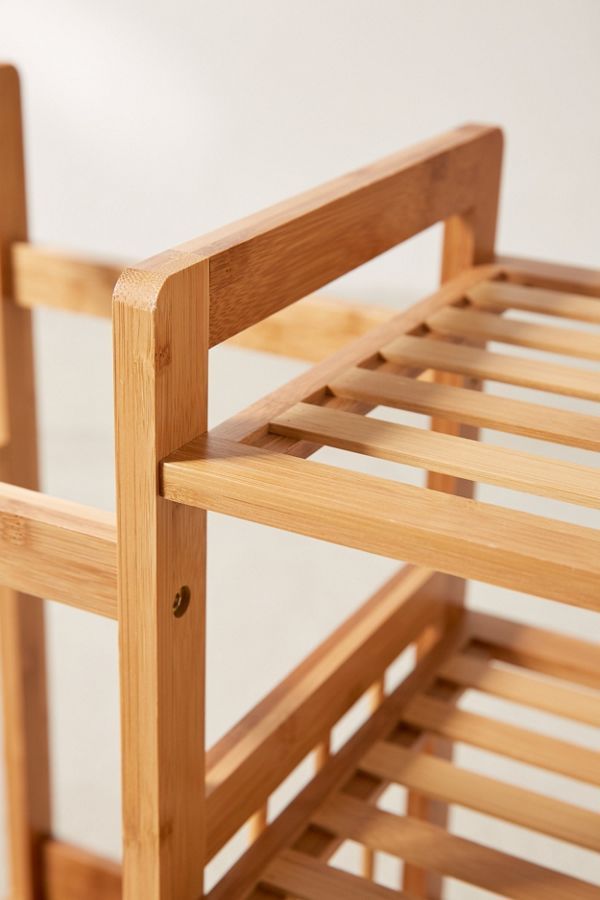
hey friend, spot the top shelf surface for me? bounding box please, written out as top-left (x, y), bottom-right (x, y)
top-left (161, 266), bottom-right (600, 610)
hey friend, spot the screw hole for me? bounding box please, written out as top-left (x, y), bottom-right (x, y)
top-left (173, 585), bottom-right (191, 618)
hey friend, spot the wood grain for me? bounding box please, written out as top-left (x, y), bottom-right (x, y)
top-left (313, 795), bottom-right (599, 900)
top-left (114, 258), bottom-right (208, 899)
top-left (0, 63), bottom-right (51, 900)
top-left (270, 401), bottom-right (600, 507)
top-left (382, 333), bottom-right (600, 400)
top-left (0, 482), bottom-right (117, 617)
top-left (329, 366), bottom-right (600, 449)
top-left (468, 278), bottom-right (600, 323)
top-left (361, 741), bottom-right (600, 850)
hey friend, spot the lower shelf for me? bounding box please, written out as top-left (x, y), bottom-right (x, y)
top-left (234, 612), bottom-right (600, 900)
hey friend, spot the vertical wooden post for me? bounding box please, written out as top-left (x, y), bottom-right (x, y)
top-left (403, 129), bottom-right (504, 898)
top-left (113, 255), bottom-right (208, 899)
top-left (0, 65), bottom-right (51, 900)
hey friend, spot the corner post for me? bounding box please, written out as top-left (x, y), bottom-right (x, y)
top-left (0, 64), bottom-right (51, 900)
top-left (113, 254), bottom-right (208, 899)
top-left (403, 127), bottom-right (504, 898)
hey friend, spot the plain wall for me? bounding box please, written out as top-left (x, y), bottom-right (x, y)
top-left (1, 1), bottom-right (599, 895)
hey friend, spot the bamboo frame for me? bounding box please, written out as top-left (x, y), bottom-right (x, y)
top-left (0, 62), bottom-right (598, 900)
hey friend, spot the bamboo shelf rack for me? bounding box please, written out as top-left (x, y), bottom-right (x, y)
top-left (1, 63), bottom-right (599, 899)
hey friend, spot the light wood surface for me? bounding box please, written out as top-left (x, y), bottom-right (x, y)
top-left (162, 435), bottom-right (600, 609)
top-left (496, 254), bottom-right (600, 297)
top-left (0, 482), bottom-right (117, 617)
top-left (468, 610), bottom-right (600, 690)
top-left (0, 63), bottom-right (51, 900)
top-left (361, 741), bottom-right (600, 850)
top-left (262, 850), bottom-right (407, 899)
top-left (44, 840), bottom-right (121, 900)
top-left (205, 566), bottom-right (441, 857)
top-left (441, 651), bottom-right (600, 727)
top-left (313, 795), bottom-right (599, 900)
top-left (330, 366), bottom-right (600, 449)
top-left (468, 278), bottom-right (600, 322)
top-left (270, 401), bottom-right (600, 507)
top-left (428, 303), bottom-right (600, 359)
top-left (114, 258), bottom-right (208, 899)
top-left (12, 241), bottom-right (122, 318)
top-left (382, 333), bottom-right (600, 400)
top-left (403, 694), bottom-right (600, 784)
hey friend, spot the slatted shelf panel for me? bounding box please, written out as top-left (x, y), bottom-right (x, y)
top-left (247, 613), bottom-right (600, 900)
top-left (163, 275), bottom-right (600, 614)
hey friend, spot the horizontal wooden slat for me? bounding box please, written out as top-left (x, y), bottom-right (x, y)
top-left (0, 482), bottom-right (117, 617)
top-left (313, 795), bottom-right (599, 899)
top-left (262, 850), bottom-right (404, 899)
top-left (162, 436), bottom-right (600, 609)
top-left (441, 652), bottom-right (600, 727)
top-left (382, 334), bottom-right (600, 400)
top-left (468, 278), bottom-right (600, 323)
top-left (205, 565), bottom-right (442, 858)
top-left (330, 367), bottom-right (600, 450)
top-left (467, 611), bottom-right (600, 691)
top-left (12, 242), bottom-right (121, 318)
top-left (43, 840), bottom-right (121, 900)
top-left (428, 304), bottom-right (600, 359)
top-left (361, 742), bottom-right (600, 851)
top-left (403, 694), bottom-right (600, 785)
top-left (498, 256), bottom-right (600, 297)
top-left (270, 402), bottom-right (600, 507)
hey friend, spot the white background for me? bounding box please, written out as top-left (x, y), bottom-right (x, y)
top-left (1, 1), bottom-right (600, 895)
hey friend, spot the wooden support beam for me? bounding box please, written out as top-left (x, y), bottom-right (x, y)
top-left (114, 258), bottom-right (208, 899)
top-left (0, 63), bottom-right (51, 900)
top-left (496, 255), bottom-right (600, 298)
top-left (161, 435), bottom-right (600, 609)
top-left (0, 482), bottom-right (117, 617)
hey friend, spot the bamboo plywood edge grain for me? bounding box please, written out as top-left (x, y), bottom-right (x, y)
top-left (113, 257), bottom-right (209, 900)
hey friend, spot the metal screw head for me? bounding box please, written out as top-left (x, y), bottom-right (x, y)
top-left (173, 585), bottom-right (191, 618)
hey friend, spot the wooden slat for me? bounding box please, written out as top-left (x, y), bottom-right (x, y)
top-left (0, 482), bottom-right (117, 617)
top-left (468, 611), bottom-right (600, 691)
top-left (162, 436), bottom-right (600, 609)
top-left (361, 742), bottom-right (600, 851)
top-left (313, 795), bottom-right (599, 900)
top-left (262, 850), bottom-right (405, 899)
top-left (205, 566), bottom-right (443, 858)
top-left (329, 367), bottom-right (600, 450)
top-left (441, 652), bottom-right (600, 727)
top-left (44, 840), bottom-right (121, 900)
top-left (468, 279), bottom-right (600, 323)
top-left (402, 695), bottom-right (600, 785)
top-left (12, 242), bottom-right (121, 318)
top-left (270, 401), bottom-right (600, 507)
top-left (494, 256), bottom-right (600, 299)
top-left (207, 619), bottom-right (469, 900)
top-left (428, 304), bottom-right (600, 359)
top-left (382, 334), bottom-right (600, 400)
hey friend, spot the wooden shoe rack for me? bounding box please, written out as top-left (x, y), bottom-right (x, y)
top-left (1, 62), bottom-right (599, 899)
